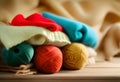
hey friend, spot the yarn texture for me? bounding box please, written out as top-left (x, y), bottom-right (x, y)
top-left (2, 43), bottom-right (34, 66)
top-left (34, 45), bottom-right (63, 74)
top-left (62, 43), bottom-right (88, 70)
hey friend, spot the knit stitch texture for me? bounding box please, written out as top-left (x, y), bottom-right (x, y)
top-left (42, 12), bottom-right (98, 48)
top-left (10, 13), bottom-right (63, 32)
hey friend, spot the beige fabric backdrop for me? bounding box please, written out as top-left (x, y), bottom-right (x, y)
top-left (0, 0), bottom-right (120, 61)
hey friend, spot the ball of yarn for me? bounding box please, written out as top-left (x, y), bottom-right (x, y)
top-left (34, 45), bottom-right (63, 74)
top-left (62, 43), bottom-right (88, 70)
top-left (2, 43), bottom-right (34, 66)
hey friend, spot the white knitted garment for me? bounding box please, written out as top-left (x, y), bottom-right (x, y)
top-left (0, 23), bottom-right (71, 50)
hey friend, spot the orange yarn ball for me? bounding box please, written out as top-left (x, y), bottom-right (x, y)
top-left (34, 46), bottom-right (63, 74)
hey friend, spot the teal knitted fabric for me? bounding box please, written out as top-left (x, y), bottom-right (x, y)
top-left (42, 12), bottom-right (98, 48)
top-left (2, 43), bottom-right (34, 66)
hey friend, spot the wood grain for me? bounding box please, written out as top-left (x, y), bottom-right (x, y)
top-left (0, 58), bottom-right (120, 82)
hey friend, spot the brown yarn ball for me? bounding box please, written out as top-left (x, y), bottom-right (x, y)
top-left (62, 43), bottom-right (88, 70)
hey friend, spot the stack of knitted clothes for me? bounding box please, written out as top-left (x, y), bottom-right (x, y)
top-left (0, 12), bottom-right (98, 74)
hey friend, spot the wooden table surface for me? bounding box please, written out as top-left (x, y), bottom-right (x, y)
top-left (0, 56), bottom-right (120, 82)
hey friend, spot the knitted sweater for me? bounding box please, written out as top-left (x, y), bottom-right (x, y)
top-left (0, 0), bottom-right (120, 60)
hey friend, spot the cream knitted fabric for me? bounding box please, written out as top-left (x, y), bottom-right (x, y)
top-left (0, 23), bottom-right (71, 50)
top-left (86, 47), bottom-right (97, 65)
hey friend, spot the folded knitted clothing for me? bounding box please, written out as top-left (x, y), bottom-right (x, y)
top-left (87, 57), bottom-right (96, 65)
top-left (0, 23), bottom-right (70, 50)
top-left (42, 12), bottom-right (98, 48)
top-left (10, 13), bottom-right (63, 32)
top-left (86, 47), bottom-right (97, 65)
top-left (86, 47), bottom-right (97, 58)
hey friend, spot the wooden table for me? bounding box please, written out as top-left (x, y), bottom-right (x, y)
top-left (0, 57), bottom-right (120, 82)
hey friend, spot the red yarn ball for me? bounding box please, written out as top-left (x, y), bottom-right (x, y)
top-left (34, 46), bottom-right (63, 74)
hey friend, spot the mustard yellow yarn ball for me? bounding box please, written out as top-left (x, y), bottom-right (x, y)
top-left (62, 43), bottom-right (88, 70)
